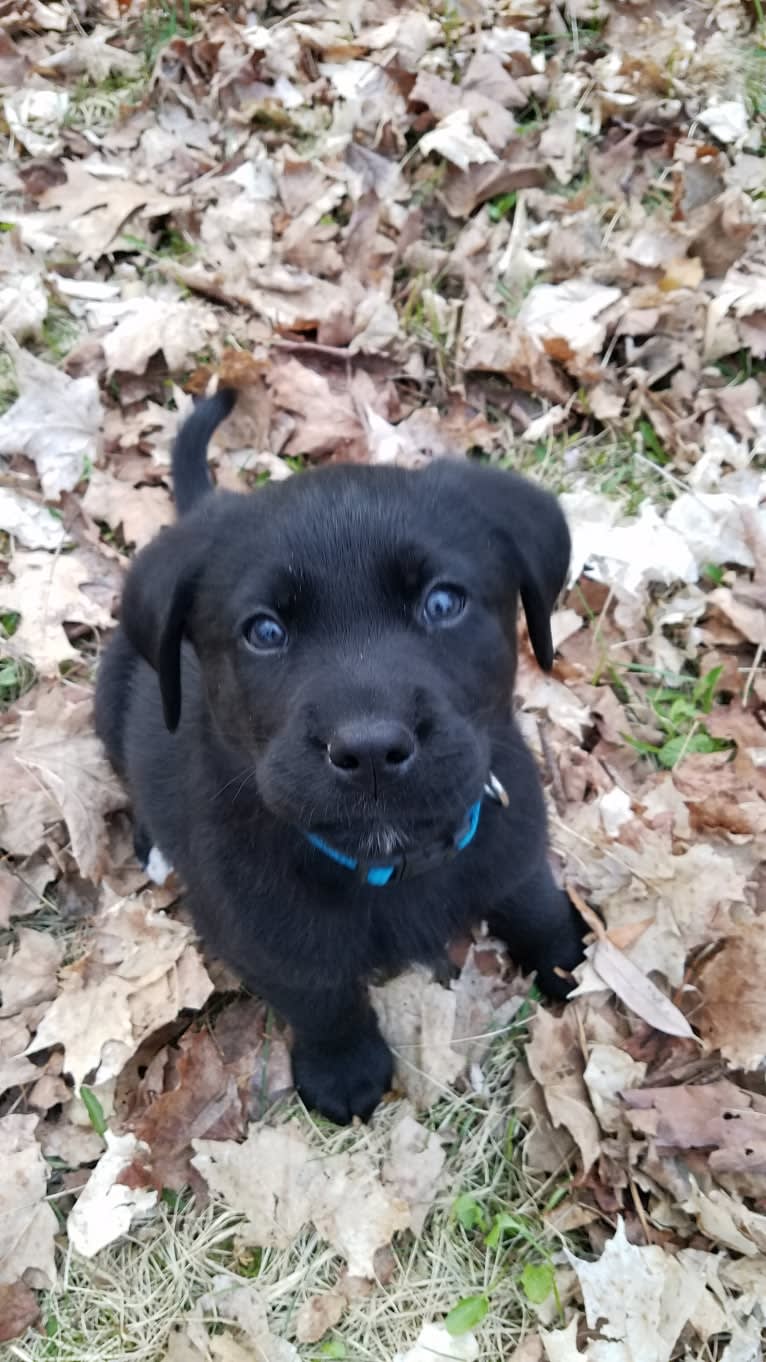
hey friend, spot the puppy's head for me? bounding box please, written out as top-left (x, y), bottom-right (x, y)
top-left (121, 461), bottom-right (569, 855)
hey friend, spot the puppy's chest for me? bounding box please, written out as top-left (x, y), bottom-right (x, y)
top-left (365, 879), bottom-right (471, 972)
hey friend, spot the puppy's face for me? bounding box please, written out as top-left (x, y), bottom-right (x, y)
top-left (122, 461), bottom-right (569, 856)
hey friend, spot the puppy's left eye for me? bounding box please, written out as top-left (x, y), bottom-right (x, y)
top-left (422, 584), bottom-right (466, 626)
top-left (243, 613), bottom-right (288, 651)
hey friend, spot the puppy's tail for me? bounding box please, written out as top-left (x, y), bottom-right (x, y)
top-left (172, 386), bottom-right (237, 516)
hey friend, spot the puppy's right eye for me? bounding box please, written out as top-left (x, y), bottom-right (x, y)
top-left (243, 613), bottom-right (288, 652)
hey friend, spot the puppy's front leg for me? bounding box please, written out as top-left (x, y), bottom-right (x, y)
top-left (487, 861), bottom-right (586, 1000)
top-left (270, 981), bottom-right (393, 1125)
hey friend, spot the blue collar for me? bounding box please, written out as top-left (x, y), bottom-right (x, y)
top-left (305, 799), bottom-right (483, 887)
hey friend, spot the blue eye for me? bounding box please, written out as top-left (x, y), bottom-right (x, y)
top-left (244, 613), bottom-right (287, 651)
top-left (423, 584), bottom-right (466, 626)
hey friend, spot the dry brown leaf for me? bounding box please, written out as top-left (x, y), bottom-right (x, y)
top-left (381, 1111), bottom-right (446, 1235)
top-left (582, 1044), bottom-right (646, 1134)
top-left (129, 1028), bottom-right (247, 1195)
top-left (682, 1183), bottom-right (766, 1256)
top-left (191, 1121), bottom-right (314, 1251)
top-left (462, 324), bottom-right (571, 405)
top-left (697, 929), bottom-right (766, 1070)
top-left (623, 1080), bottom-right (766, 1175)
top-left (295, 1293), bottom-right (345, 1345)
top-left (372, 969), bottom-right (463, 1109)
top-left (0, 349), bottom-right (102, 499)
top-left (0, 548), bottom-right (118, 673)
top-left (0, 1280), bottom-right (41, 1343)
top-left (192, 1120), bottom-right (410, 1279)
top-left (36, 161), bottom-right (189, 260)
top-left (0, 1113), bottom-right (57, 1288)
top-left (11, 685), bottom-right (127, 879)
top-left (82, 468), bottom-right (173, 550)
top-left (526, 1008), bottom-right (600, 1174)
top-left (102, 296), bottom-right (219, 376)
top-left (0, 927), bottom-right (62, 1019)
top-left (28, 897), bottom-right (213, 1088)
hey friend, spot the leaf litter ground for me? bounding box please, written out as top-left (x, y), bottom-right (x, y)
top-left (1, 0), bottom-right (766, 1358)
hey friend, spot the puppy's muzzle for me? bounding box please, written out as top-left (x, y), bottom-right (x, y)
top-left (326, 718), bottom-right (416, 797)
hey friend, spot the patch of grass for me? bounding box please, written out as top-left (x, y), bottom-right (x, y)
top-left (488, 191), bottom-right (518, 223)
top-left (9, 1014), bottom-right (579, 1362)
top-left (622, 665), bottom-right (735, 769)
top-left (0, 347), bottom-right (18, 413)
top-left (0, 654), bottom-right (36, 709)
top-left (38, 304), bottom-right (80, 362)
top-left (141, 0), bottom-right (198, 66)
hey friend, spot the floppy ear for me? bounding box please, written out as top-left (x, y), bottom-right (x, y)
top-left (119, 521), bottom-right (203, 732)
top-left (424, 461), bottom-right (571, 671)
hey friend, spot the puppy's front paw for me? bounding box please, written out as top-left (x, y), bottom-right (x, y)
top-left (292, 1025), bottom-right (393, 1125)
top-left (534, 899), bottom-right (587, 1000)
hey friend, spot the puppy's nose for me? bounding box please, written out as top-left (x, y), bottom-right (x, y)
top-left (327, 719), bottom-right (416, 792)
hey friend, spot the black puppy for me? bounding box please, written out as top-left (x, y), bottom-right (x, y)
top-left (95, 389), bottom-right (584, 1124)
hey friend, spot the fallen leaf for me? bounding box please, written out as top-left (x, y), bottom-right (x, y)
top-left (583, 938), bottom-right (695, 1040)
top-left (623, 1079), bottom-right (766, 1175)
top-left (526, 1008), bottom-right (600, 1174)
top-left (12, 685), bottom-right (127, 878)
top-left (582, 1043), bottom-right (646, 1134)
top-left (28, 897), bottom-right (213, 1088)
top-left (197, 1277), bottom-right (299, 1362)
top-left (295, 1292), bottom-right (345, 1345)
top-left (682, 1182), bottom-right (766, 1256)
top-left (419, 109), bottom-right (498, 172)
top-left (102, 296), bottom-right (219, 376)
top-left (393, 1321), bottom-right (479, 1362)
top-left (697, 929), bottom-right (766, 1070)
top-left (192, 1120), bottom-right (410, 1279)
top-left (0, 548), bottom-right (117, 672)
top-left (82, 468), bottom-right (173, 549)
top-left (0, 349), bottom-right (102, 499)
top-left (518, 280), bottom-right (621, 358)
top-left (0, 927), bottom-right (62, 1019)
top-left (381, 1110), bottom-right (446, 1235)
top-left (0, 487), bottom-right (68, 550)
top-left (4, 88), bottom-right (69, 156)
top-left (190, 1121), bottom-right (314, 1251)
top-left (129, 1028), bottom-right (246, 1195)
top-left (0, 1280), bottom-right (41, 1343)
top-left (0, 1113), bottom-right (57, 1288)
top-left (372, 969), bottom-right (463, 1109)
top-left (67, 1131), bottom-right (157, 1257)
top-left (566, 1219), bottom-right (713, 1362)
top-left (34, 161), bottom-right (189, 260)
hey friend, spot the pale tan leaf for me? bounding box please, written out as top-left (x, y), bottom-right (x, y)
top-left (0, 350), bottom-right (102, 498)
top-left (295, 1293), bottom-right (345, 1345)
top-left (567, 1219), bottom-right (713, 1362)
top-left (393, 1322), bottom-right (479, 1362)
top-left (526, 1008), bottom-right (600, 1173)
top-left (0, 927), bottom-right (62, 1019)
top-left (67, 1131), bottom-right (157, 1257)
top-left (0, 1113), bottom-right (57, 1287)
top-left (0, 548), bottom-right (117, 672)
top-left (586, 938), bottom-right (695, 1039)
top-left (381, 1111), bottom-right (446, 1235)
top-left (698, 929), bottom-right (766, 1070)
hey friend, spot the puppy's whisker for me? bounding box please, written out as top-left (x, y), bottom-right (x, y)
top-left (211, 766), bottom-right (256, 803)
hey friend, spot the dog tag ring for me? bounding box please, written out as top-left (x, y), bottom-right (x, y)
top-left (484, 771), bottom-right (510, 808)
